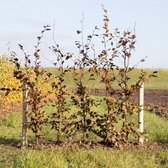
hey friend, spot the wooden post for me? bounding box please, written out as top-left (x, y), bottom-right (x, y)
top-left (138, 82), bottom-right (144, 144)
top-left (22, 82), bottom-right (28, 146)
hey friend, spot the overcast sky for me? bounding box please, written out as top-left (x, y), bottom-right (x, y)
top-left (0, 0), bottom-right (167, 68)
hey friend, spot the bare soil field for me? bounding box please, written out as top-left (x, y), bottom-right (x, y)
top-left (89, 89), bottom-right (168, 119)
top-left (0, 90), bottom-right (167, 119)
top-left (0, 103), bottom-right (21, 117)
top-left (143, 90), bottom-right (168, 119)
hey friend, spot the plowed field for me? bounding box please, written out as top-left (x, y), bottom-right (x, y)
top-left (89, 89), bottom-right (168, 119)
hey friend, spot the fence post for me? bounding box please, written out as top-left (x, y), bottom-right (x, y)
top-left (138, 82), bottom-right (144, 144)
top-left (22, 82), bottom-right (28, 146)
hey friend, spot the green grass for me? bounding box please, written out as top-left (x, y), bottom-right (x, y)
top-left (144, 112), bottom-right (168, 143)
top-left (48, 68), bottom-right (168, 90)
top-left (0, 108), bottom-right (168, 168)
top-left (129, 69), bottom-right (168, 90)
top-left (1, 147), bottom-right (168, 168)
top-left (128, 110), bottom-right (168, 143)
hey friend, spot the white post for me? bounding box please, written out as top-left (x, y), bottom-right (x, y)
top-left (22, 82), bottom-right (28, 146)
top-left (138, 82), bottom-right (144, 144)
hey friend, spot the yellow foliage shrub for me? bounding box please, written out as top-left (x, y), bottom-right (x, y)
top-left (0, 55), bottom-right (21, 107)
